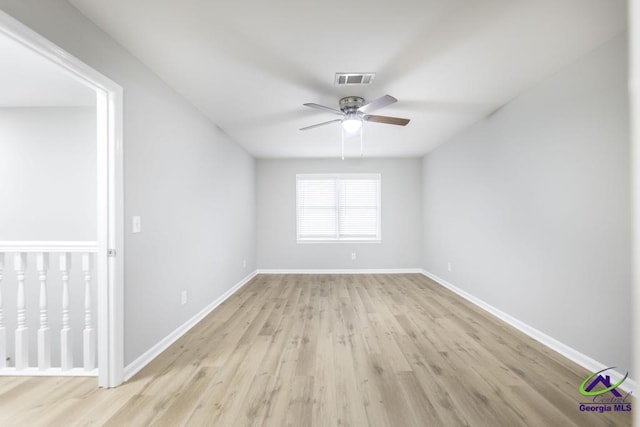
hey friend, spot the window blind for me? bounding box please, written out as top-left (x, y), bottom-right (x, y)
top-left (296, 173), bottom-right (381, 241)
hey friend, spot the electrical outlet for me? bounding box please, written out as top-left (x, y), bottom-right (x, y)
top-left (243, 259), bottom-right (247, 268)
top-left (447, 262), bottom-right (452, 272)
top-left (181, 290), bottom-right (187, 305)
top-left (351, 252), bottom-right (357, 260)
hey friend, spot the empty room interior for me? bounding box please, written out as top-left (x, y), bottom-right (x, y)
top-left (0, 0), bottom-right (638, 426)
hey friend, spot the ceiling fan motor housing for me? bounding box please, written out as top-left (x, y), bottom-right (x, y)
top-left (339, 96), bottom-right (365, 113)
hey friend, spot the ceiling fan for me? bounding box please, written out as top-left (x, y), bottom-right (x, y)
top-left (300, 94), bottom-right (410, 132)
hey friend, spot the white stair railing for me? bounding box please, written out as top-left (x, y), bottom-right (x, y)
top-left (60, 253), bottom-right (73, 371)
top-left (0, 254), bottom-right (5, 369)
top-left (36, 253), bottom-right (50, 370)
top-left (14, 253), bottom-right (28, 370)
top-left (82, 254), bottom-right (95, 371)
top-left (0, 241), bottom-right (98, 376)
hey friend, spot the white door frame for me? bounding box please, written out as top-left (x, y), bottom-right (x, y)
top-left (0, 11), bottom-right (124, 387)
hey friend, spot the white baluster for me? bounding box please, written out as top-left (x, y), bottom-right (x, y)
top-left (82, 253), bottom-right (95, 371)
top-left (36, 253), bottom-right (50, 370)
top-left (0, 253), bottom-right (5, 369)
top-left (14, 253), bottom-right (28, 370)
top-left (60, 253), bottom-right (73, 371)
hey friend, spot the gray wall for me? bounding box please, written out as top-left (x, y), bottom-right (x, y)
top-left (422, 35), bottom-right (631, 369)
top-left (0, 0), bottom-right (256, 365)
top-left (0, 107), bottom-right (96, 240)
top-left (257, 158), bottom-right (422, 270)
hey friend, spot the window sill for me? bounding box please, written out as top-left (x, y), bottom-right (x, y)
top-left (296, 240), bottom-right (382, 244)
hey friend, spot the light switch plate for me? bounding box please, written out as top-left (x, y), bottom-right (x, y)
top-left (132, 216), bottom-right (141, 233)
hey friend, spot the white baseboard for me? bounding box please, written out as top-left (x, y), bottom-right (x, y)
top-left (256, 268), bottom-right (423, 275)
top-left (0, 367), bottom-right (97, 377)
top-left (421, 270), bottom-right (636, 393)
top-left (123, 270), bottom-right (258, 381)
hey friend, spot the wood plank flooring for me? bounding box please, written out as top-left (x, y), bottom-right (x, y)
top-left (0, 274), bottom-right (632, 426)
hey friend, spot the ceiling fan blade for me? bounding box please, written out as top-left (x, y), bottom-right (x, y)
top-left (363, 115), bottom-right (410, 126)
top-left (303, 103), bottom-right (343, 115)
top-left (300, 118), bottom-right (342, 131)
top-left (357, 94), bottom-right (397, 114)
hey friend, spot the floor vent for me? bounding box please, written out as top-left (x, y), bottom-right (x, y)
top-left (335, 72), bottom-right (375, 85)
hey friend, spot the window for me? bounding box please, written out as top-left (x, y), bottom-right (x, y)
top-left (296, 173), bottom-right (381, 242)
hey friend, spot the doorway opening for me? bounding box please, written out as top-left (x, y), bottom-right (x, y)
top-left (0, 11), bottom-right (123, 388)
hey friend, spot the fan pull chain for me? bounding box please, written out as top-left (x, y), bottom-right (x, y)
top-left (341, 127), bottom-right (345, 160)
top-left (360, 123), bottom-right (364, 157)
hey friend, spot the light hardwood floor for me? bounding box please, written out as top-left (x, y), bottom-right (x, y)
top-left (0, 274), bottom-right (632, 426)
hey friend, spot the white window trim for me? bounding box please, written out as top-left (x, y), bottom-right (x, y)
top-left (296, 173), bottom-right (382, 243)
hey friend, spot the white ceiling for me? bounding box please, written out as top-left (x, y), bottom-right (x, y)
top-left (0, 33), bottom-right (95, 107)
top-left (68, 0), bottom-right (626, 158)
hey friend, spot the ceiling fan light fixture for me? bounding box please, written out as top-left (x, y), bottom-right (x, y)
top-left (341, 117), bottom-right (362, 134)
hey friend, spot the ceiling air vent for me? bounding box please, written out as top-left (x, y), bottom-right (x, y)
top-left (335, 72), bottom-right (376, 85)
